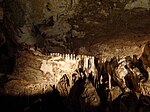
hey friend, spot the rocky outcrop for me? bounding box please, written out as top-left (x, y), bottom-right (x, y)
top-left (57, 76), bottom-right (100, 112)
top-left (140, 41), bottom-right (150, 68)
top-left (1, 48), bottom-right (96, 95)
top-left (1, 40), bottom-right (150, 96)
top-left (0, 42), bottom-right (149, 111)
top-left (3, 0), bottom-right (150, 57)
top-left (3, 0), bottom-right (79, 53)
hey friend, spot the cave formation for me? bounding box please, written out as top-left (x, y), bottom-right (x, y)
top-left (0, 0), bottom-right (150, 112)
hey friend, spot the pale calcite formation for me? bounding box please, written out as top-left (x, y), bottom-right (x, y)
top-left (1, 41), bottom-right (150, 98)
top-left (3, 48), bottom-right (97, 96)
top-left (125, 0), bottom-right (150, 10)
top-left (4, 80), bottom-right (53, 96)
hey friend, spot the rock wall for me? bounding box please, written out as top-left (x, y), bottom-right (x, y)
top-left (1, 1), bottom-right (150, 112)
top-left (3, 0), bottom-right (150, 57)
top-left (1, 48), bottom-right (96, 95)
top-left (4, 0), bottom-right (79, 53)
top-left (140, 41), bottom-right (150, 68)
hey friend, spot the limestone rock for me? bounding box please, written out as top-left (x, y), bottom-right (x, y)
top-left (56, 74), bottom-right (70, 97)
top-left (4, 0), bottom-right (79, 52)
top-left (64, 79), bottom-right (101, 112)
top-left (79, 79), bottom-right (101, 112)
top-left (140, 41), bottom-right (150, 68)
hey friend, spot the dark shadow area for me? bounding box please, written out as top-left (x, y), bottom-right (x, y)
top-left (0, 89), bottom-right (70, 112)
top-left (0, 42), bottom-right (16, 74)
top-left (110, 92), bottom-right (150, 112)
top-left (0, 66), bottom-right (150, 112)
top-left (136, 95), bottom-right (150, 112)
top-left (68, 77), bottom-right (86, 112)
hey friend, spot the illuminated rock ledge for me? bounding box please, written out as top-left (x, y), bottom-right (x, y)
top-left (1, 41), bottom-right (150, 98)
top-left (2, 49), bottom-right (96, 96)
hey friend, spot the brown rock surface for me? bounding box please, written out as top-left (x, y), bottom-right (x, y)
top-left (140, 41), bottom-right (150, 68)
top-left (1, 0), bottom-right (150, 112)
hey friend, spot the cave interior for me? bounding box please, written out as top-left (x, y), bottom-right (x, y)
top-left (0, 0), bottom-right (150, 112)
